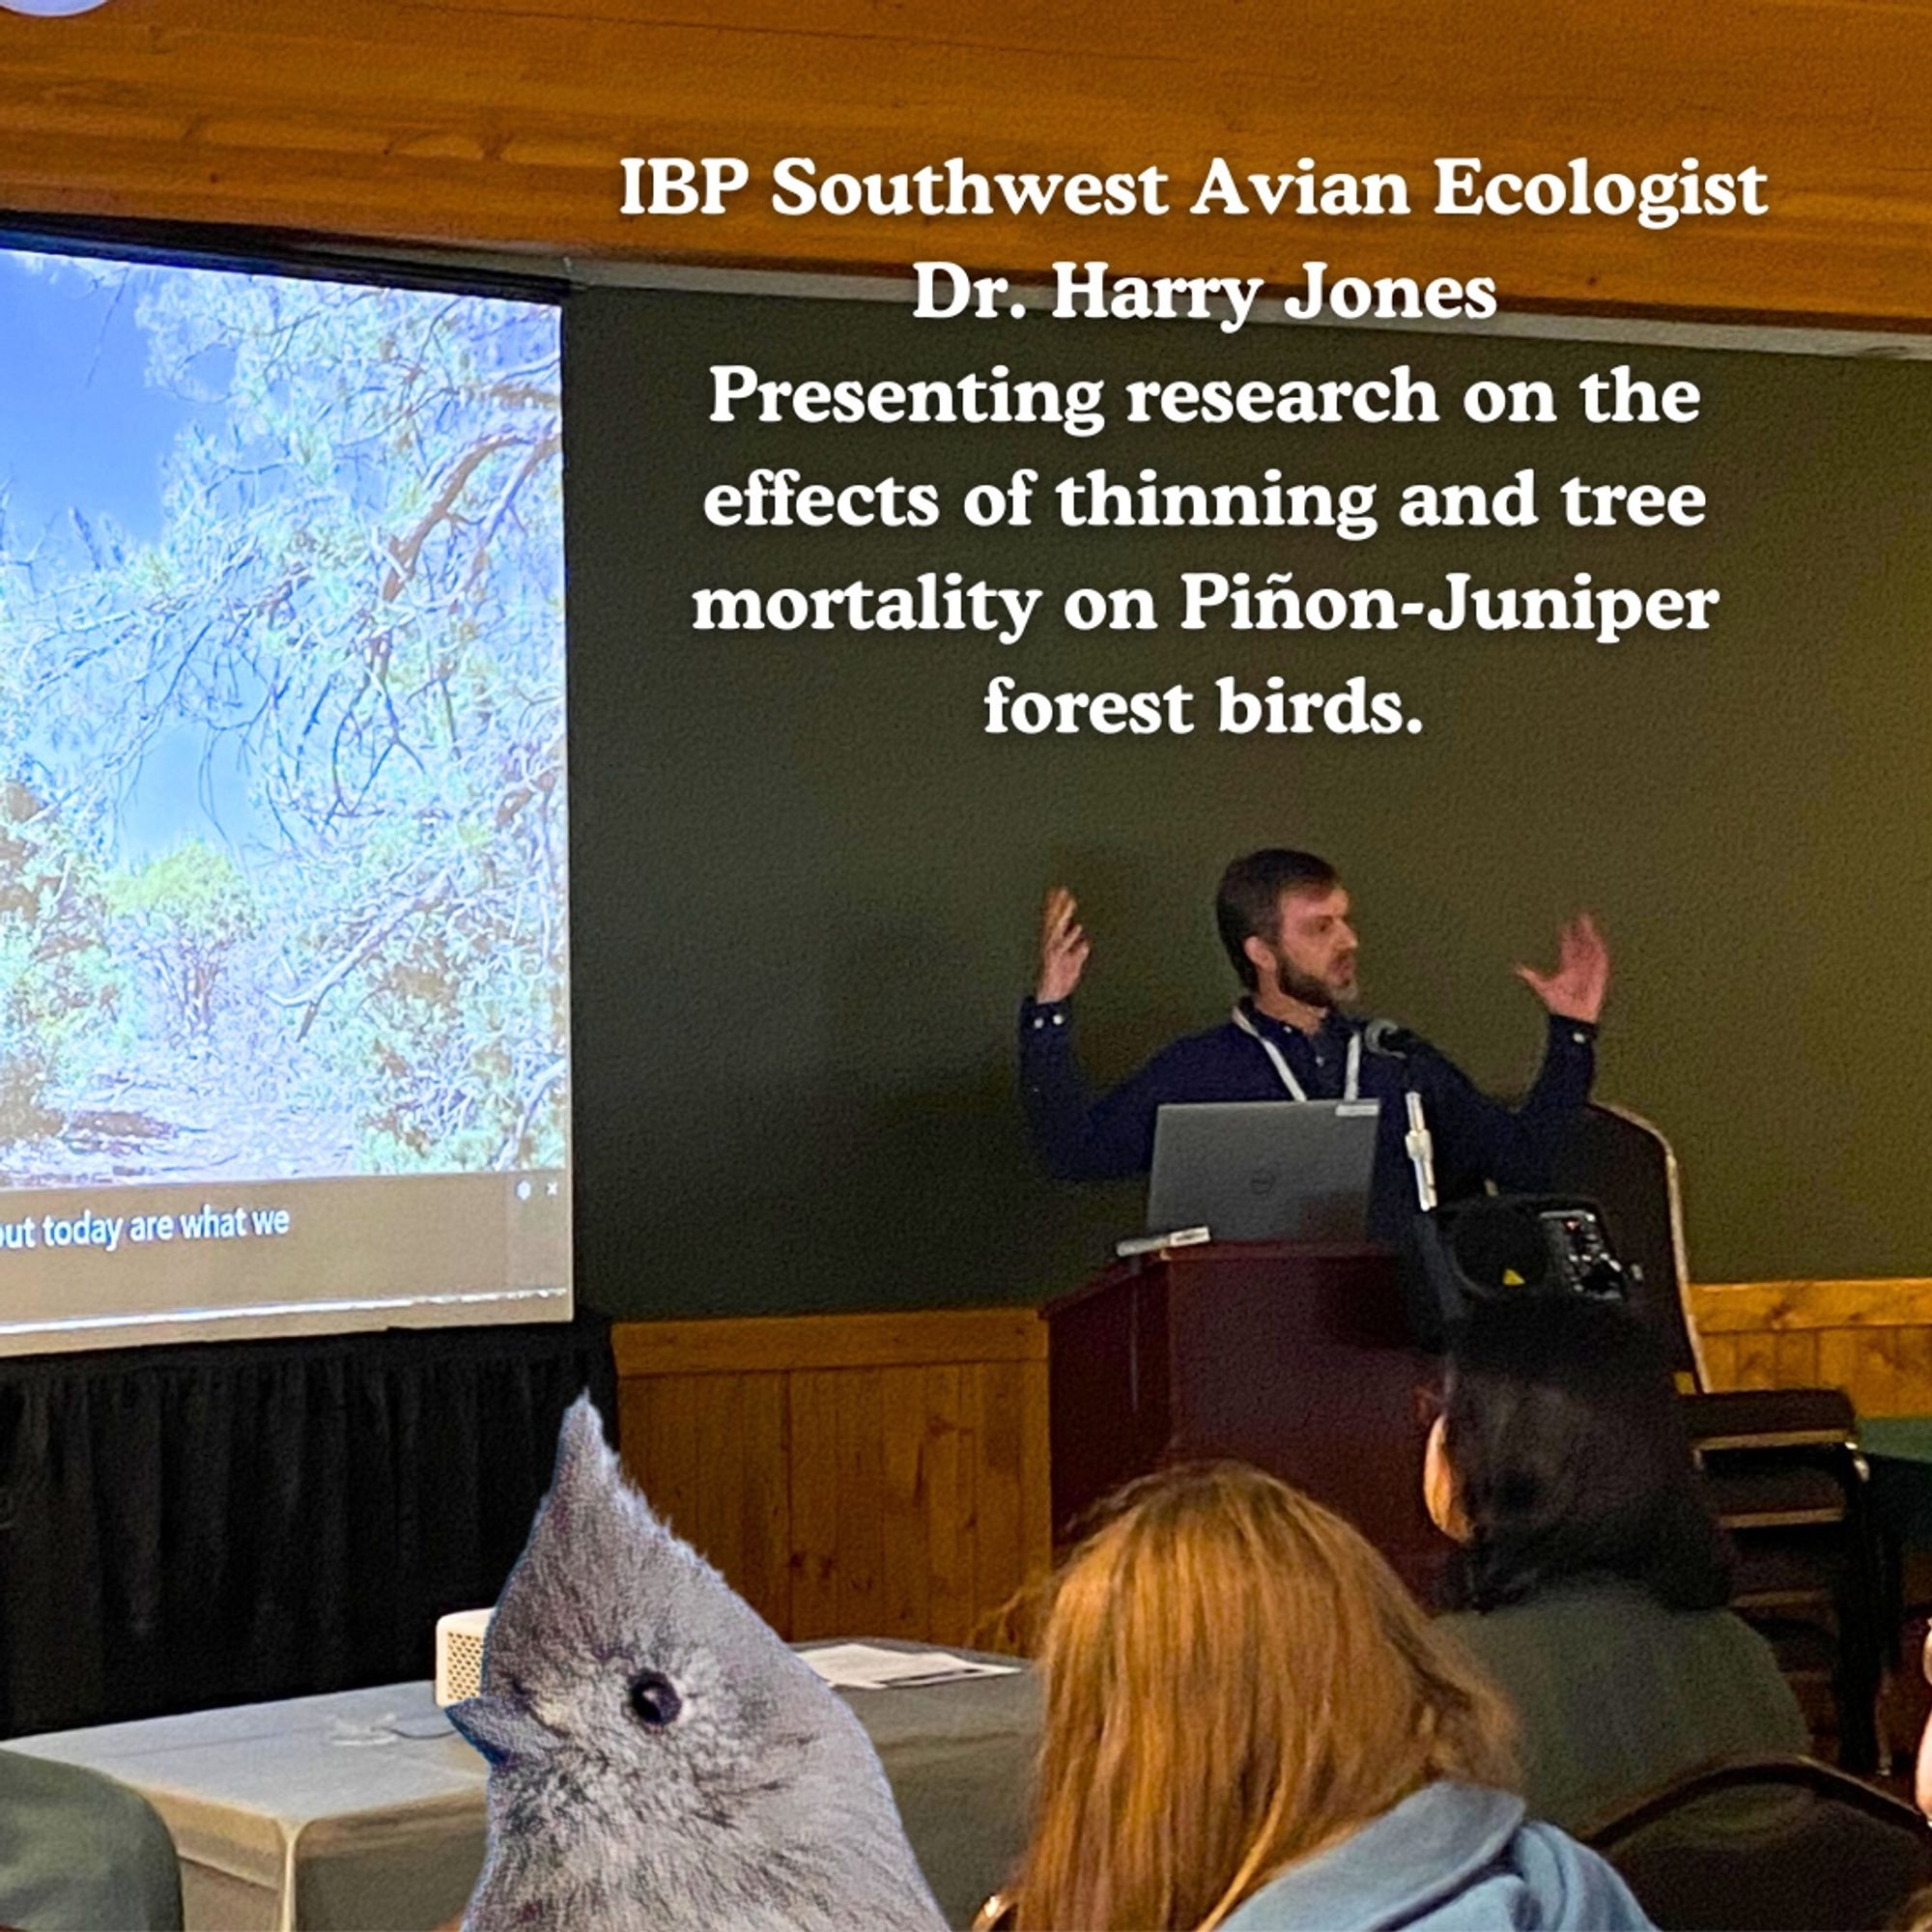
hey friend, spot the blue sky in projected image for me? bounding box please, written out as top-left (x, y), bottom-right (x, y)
top-left (1, 251), bottom-right (262, 865)
top-left (0, 253), bottom-right (216, 545)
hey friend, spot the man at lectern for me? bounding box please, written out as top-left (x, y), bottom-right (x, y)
top-left (1017, 848), bottom-right (1609, 1240)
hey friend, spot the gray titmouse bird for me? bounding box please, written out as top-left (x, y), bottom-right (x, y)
top-left (449, 1396), bottom-right (947, 1932)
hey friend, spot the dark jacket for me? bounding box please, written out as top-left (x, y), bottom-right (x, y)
top-left (1019, 997), bottom-right (1596, 1239)
top-left (1438, 1578), bottom-right (1809, 1833)
top-left (0, 1749), bottom-right (182, 1930)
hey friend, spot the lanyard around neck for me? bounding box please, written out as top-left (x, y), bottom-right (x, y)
top-left (1230, 1006), bottom-right (1360, 1103)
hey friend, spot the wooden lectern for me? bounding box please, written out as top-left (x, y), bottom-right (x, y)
top-left (1042, 1242), bottom-right (1441, 1594)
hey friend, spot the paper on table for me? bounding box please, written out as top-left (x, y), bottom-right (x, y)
top-left (799, 1644), bottom-right (1022, 1690)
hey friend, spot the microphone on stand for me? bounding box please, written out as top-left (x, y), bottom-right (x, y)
top-left (1405, 1091), bottom-right (1438, 1212)
top-left (1360, 1019), bottom-right (1436, 1208)
top-left (1364, 1017), bottom-right (1426, 1059)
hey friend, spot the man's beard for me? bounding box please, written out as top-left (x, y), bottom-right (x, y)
top-left (1274, 956), bottom-right (1350, 1009)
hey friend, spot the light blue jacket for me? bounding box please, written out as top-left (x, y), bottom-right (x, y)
top-left (1219, 1780), bottom-right (1652, 1931)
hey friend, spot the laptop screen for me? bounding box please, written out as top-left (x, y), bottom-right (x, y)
top-left (1147, 1100), bottom-right (1381, 1242)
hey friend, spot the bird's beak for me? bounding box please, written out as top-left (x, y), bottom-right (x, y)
top-left (447, 1693), bottom-right (558, 1768)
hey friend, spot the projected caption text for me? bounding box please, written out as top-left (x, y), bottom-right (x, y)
top-left (0, 1205), bottom-right (295, 1256)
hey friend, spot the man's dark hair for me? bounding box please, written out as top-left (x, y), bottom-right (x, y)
top-left (1214, 848), bottom-right (1340, 989)
top-left (1437, 1296), bottom-right (1731, 1614)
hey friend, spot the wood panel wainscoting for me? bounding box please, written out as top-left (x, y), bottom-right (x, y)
top-left (611, 1282), bottom-right (1932, 1656)
top-left (1690, 1280), bottom-right (1932, 1417)
top-left (612, 1309), bottom-right (1050, 1652)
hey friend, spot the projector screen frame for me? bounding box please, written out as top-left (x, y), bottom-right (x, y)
top-left (0, 208), bottom-right (570, 314)
top-left (0, 208), bottom-right (577, 1355)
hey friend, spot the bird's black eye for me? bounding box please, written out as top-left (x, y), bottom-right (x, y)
top-left (629, 1670), bottom-right (682, 1727)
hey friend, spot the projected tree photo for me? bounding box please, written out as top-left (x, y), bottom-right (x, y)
top-left (0, 256), bottom-right (567, 1184)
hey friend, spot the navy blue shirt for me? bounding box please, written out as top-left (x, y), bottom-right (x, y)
top-left (1019, 997), bottom-right (1596, 1240)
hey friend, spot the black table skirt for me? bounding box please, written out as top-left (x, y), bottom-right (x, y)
top-left (0, 1310), bottom-right (615, 1739)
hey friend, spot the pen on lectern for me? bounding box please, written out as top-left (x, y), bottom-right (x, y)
top-left (1115, 1226), bottom-right (1212, 1259)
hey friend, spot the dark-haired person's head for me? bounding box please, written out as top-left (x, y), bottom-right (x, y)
top-left (1214, 848), bottom-right (1355, 1006)
top-left (1427, 1295), bottom-right (1730, 1614)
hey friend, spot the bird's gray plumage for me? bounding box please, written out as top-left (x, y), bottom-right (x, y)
top-left (448, 1395), bottom-right (947, 1931)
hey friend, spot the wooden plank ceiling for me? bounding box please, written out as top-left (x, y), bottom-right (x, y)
top-left (0, 0), bottom-right (1928, 326)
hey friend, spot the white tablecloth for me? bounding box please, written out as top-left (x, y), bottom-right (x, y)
top-left (11, 1684), bottom-right (486, 1931)
top-left (8, 1657), bottom-right (1037, 1931)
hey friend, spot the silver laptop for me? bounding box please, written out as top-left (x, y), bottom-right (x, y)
top-left (1147, 1099), bottom-right (1382, 1241)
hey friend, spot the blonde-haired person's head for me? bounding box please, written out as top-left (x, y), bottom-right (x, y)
top-left (1011, 1462), bottom-right (1516, 1932)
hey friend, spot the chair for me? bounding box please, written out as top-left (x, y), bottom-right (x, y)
top-left (1586, 1756), bottom-right (1932, 1931)
top-left (969, 1890), bottom-right (1016, 1931)
top-left (1552, 1102), bottom-right (1885, 1771)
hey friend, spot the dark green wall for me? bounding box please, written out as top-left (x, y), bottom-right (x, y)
top-left (565, 288), bottom-right (1932, 1317)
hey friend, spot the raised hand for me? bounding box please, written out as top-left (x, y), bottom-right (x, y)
top-left (1515, 913), bottom-right (1609, 1025)
top-left (1036, 887), bottom-right (1091, 1004)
